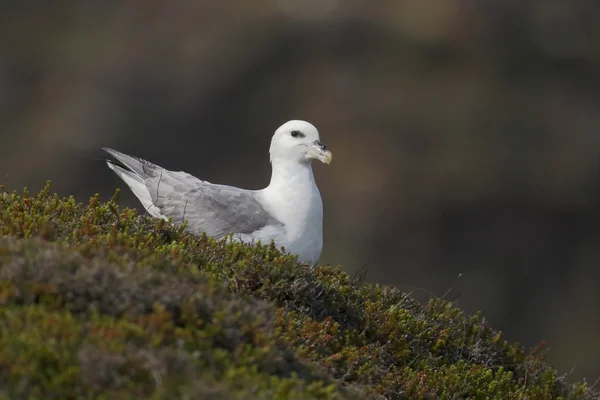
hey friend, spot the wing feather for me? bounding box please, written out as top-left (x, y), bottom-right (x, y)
top-left (104, 148), bottom-right (283, 238)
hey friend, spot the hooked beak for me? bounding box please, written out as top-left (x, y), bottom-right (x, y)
top-left (306, 141), bottom-right (333, 165)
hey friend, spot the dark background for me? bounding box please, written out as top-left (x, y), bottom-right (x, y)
top-left (1, 0), bottom-right (600, 383)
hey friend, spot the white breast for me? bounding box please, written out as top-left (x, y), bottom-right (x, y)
top-left (284, 186), bottom-right (323, 265)
top-left (256, 164), bottom-right (324, 266)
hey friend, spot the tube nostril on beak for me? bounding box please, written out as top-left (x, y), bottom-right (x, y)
top-left (316, 141), bottom-right (327, 151)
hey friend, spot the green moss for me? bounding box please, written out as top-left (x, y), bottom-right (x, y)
top-left (0, 182), bottom-right (596, 399)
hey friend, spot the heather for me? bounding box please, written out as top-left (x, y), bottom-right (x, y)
top-left (0, 183), bottom-right (595, 399)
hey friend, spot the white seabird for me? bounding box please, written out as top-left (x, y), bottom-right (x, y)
top-left (103, 120), bottom-right (332, 266)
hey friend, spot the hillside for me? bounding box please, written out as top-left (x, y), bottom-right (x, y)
top-left (0, 183), bottom-right (596, 399)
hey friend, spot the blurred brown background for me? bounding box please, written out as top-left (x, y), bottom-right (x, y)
top-left (1, 0), bottom-right (599, 382)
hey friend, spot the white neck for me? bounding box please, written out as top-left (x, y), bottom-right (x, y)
top-left (268, 158), bottom-right (314, 191)
top-left (261, 158), bottom-right (322, 238)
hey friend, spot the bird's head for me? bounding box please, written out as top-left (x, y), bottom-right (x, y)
top-left (270, 120), bottom-right (332, 165)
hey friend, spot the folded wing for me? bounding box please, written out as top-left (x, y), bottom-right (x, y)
top-left (103, 148), bottom-right (283, 239)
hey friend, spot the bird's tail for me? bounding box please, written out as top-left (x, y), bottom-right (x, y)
top-left (103, 148), bottom-right (164, 218)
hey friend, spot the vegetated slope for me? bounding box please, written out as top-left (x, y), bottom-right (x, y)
top-left (0, 183), bottom-right (596, 400)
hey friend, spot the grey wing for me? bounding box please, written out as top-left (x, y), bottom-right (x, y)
top-left (103, 147), bottom-right (282, 239)
top-left (146, 171), bottom-right (283, 239)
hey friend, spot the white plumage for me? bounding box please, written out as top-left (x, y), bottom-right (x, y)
top-left (104, 120), bottom-right (332, 266)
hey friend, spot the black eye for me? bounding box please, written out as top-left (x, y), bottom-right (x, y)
top-left (290, 130), bottom-right (304, 138)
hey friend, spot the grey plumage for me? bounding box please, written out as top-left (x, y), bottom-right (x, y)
top-left (103, 148), bottom-right (283, 239)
